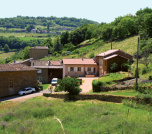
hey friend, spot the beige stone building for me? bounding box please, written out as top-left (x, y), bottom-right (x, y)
top-left (30, 46), bottom-right (49, 60)
top-left (0, 64), bottom-right (37, 98)
top-left (63, 58), bottom-right (98, 78)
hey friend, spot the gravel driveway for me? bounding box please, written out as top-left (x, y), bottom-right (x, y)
top-left (79, 77), bottom-right (99, 93)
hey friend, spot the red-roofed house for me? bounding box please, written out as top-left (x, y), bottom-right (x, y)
top-left (95, 49), bottom-right (133, 76)
top-left (63, 58), bottom-right (98, 78)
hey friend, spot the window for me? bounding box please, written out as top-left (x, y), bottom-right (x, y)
top-left (94, 68), bottom-right (96, 73)
top-left (88, 67), bottom-right (91, 72)
top-left (37, 76), bottom-right (42, 81)
top-left (78, 67), bottom-right (81, 72)
top-left (70, 67), bottom-right (74, 72)
top-left (37, 69), bottom-right (42, 73)
top-left (9, 80), bottom-right (14, 88)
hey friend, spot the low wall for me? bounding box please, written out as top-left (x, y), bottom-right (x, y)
top-left (43, 93), bottom-right (134, 103)
top-left (100, 86), bottom-right (134, 92)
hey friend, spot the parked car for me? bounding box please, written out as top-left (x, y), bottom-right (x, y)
top-left (51, 78), bottom-right (58, 86)
top-left (18, 87), bottom-right (36, 95)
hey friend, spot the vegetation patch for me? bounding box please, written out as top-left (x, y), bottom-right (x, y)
top-left (0, 97), bottom-right (152, 133)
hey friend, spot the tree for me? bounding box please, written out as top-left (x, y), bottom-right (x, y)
top-left (54, 38), bottom-right (62, 52)
top-left (140, 50), bottom-right (151, 68)
top-left (0, 46), bottom-right (2, 51)
top-left (4, 44), bottom-right (9, 52)
top-left (56, 77), bottom-right (82, 99)
top-left (26, 24), bottom-right (35, 32)
top-left (60, 31), bottom-right (70, 45)
top-left (23, 46), bottom-right (30, 59)
top-left (63, 43), bottom-right (75, 51)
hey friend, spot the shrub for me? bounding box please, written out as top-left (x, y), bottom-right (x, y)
top-left (57, 77), bottom-right (82, 98)
top-left (92, 80), bottom-right (105, 92)
top-left (149, 76), bottom-right (152, 80)
top-left (89, 52), bottom-right (95, 58)
top-left (110, 63), bottom-right (118, 72)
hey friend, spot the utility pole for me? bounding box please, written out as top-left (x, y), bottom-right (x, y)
top-left (135, 37), bottom-right (139, 90)
top-left (111, 35), bottom-right (113, 50)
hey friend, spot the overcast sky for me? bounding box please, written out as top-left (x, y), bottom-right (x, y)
top-left (1, 0), bottom-right (152, 23)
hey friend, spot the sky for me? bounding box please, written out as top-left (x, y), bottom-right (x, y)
top-left (1, 0), bottom-right (152, 23)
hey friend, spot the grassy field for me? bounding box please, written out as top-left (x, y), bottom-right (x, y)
top-left (0, 51), bottom-right (16, 60)
top-left (0, 96), bottom-right (152, 134)
top-left (85, 35), bottom-right (138, 58)
top-left (0, 32), bottom-right (48, 40)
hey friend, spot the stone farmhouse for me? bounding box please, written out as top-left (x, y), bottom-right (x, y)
top-left (0, 64), bottom-right (37, 98)
top-left (19, 48), bottom-right (133, 83)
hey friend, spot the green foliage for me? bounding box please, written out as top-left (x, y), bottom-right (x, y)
top-left (0, 46), bottom-right (2, 51)
top-left (0, 16), bottom-right (97, 29)
top-left (1, 98), bottom-right (152, 133)
top-left (92, 80), bottom-right (105, 92)
top-left (89, 52), bottom-right (94, 58)
top-left (57, 77), bottom-right (82, 96)
top-left (63, 43), bottom-right (75, 51)
top-left (54, 38), bottom-right (62, 52)
top-left (110, 62), bottom-right (118, 72)
top-left (60, 31), bottom-right (70, 45)
top-left (149, 76), bottom-right (152, 80)
top-left (26, 24), bottom-right (35, 32)
top-left (92, 73), bottom-right (128, 92)
top-left (23, 46), bottom-right (30, 59)
top-left (4, 44), bottom-right (9, 52)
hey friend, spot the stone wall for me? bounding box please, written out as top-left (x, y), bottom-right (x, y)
top-left (0, 71), bottom-right (37, 98)
top-left (43, 93), bottom-right (133, 103)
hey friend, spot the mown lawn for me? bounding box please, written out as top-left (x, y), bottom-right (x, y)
top-left (0, 96), bottom-right (152, 134)
top-left (42, 84), bottom-right (50, 90)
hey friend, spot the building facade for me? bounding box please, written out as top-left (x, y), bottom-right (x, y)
top-left (0, 64), bottom-right (37, 98)
top-left (30, 46), bottom-right (49, 60)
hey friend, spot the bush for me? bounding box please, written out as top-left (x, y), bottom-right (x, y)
top-left (149, 76), bottom-right (152, 80)
top-left (57, 77), bottom-right (82, 98)
top-left (92, 80), bottom-right (105, 92)
top-left (110, 63), bottom-right (118, 72)
top-left (89, 52), bottom-right (95, 58)
top-left (141, 67), bottom-right (150, 74)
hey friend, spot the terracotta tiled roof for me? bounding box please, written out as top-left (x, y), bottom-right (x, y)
top-left (50, 61), bottom-right (61, 66)
top-left (97, 49), bottom-right (119, 56)
top-left (63, 59), bottom-right (97, 65)
top-left (0, 64), bottom-right (37, 72)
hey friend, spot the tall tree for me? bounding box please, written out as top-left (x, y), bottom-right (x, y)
top-left (4, 44), bottom-right (9, 52)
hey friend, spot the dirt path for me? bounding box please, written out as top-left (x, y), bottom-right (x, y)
top-left (80, 77), bottom-right (99, 93)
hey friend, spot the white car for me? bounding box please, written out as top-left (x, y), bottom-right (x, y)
top-left (18, 87), bottom-right (36, 95)
top-left (51, 78), bottom-right (58, 86)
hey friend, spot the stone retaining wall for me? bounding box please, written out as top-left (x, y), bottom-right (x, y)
top-left (43, 93), bottom-right (133, 103)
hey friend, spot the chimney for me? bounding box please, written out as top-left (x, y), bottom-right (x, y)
top-left (48, 61), bottom-right (50, 66)
top-left (82, 55), bottom-right (83, 60)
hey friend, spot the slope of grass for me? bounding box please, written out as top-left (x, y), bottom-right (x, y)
top-left (0, 97), bottom-right (152, 134)
top-left (85, 35), bottom-right (138, 58)
top-left (0, 51), bottom-right (16, 60)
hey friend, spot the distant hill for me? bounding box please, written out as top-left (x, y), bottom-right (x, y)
top-left (0, 16), bottom-right (98, 32)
